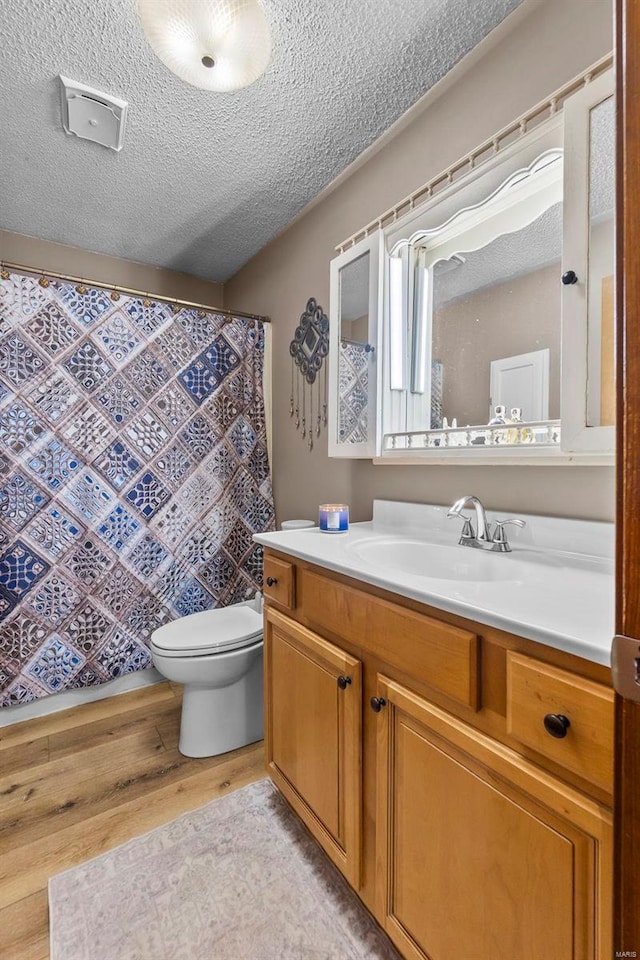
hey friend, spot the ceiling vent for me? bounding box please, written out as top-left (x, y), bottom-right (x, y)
top-left (59, 76), bottom-right (128, 152)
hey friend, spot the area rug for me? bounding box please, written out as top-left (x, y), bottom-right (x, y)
top-left (49, 778), bottom-right (400, 960)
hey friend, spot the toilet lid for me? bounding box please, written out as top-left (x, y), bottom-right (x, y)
top-left (151, 605), bottom-right (263, 658)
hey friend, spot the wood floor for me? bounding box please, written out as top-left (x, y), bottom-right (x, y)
top-left (0, 682), bottom-right (266, 960)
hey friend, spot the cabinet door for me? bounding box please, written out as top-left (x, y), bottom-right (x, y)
top-left (561, 68), bottom-right (615, 453)
top-left (264, 606), bottom-right (362, 886)
top-left (374, 676), bottom-right (612, 960)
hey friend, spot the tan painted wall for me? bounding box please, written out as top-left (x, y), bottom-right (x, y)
top-left (225, 0), bottom-right (615, 524)
top-left (433, 263), bottom-right (561, 426)
top-left (0, 230), bottom-right (225, 307)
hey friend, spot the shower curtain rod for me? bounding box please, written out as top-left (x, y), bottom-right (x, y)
top-left (0, 260), bottom-right (271, 324)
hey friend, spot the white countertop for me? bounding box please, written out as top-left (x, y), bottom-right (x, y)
top-left (254, 500), bottom-right (614, 668)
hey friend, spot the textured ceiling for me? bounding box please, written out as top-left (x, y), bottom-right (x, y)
top-left (340, 251), bottom-right (369, 322)
top-left (434, 202), bottom-right (563, 308)
top-left (590, 93), bottom-right (615, 220)
top-left (0, 0), bottom-right (523, 282)
top-left (433, 97), bottom-right (616, 308)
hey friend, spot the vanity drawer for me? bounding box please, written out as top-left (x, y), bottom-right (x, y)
top-left (263, 555), bottom-right (296, 610)
top-left (506, 652), bottom-right (614, 792)
top-left (300, 569), bottom-right (479, 709)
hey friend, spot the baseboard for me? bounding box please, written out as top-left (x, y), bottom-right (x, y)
top-left (0, 667), bottom-right (165, 727)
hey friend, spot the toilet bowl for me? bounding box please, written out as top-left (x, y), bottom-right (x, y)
top-left (150, 598), bottom-right (263, 758)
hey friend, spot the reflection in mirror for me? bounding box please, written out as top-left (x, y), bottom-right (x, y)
top-left (383, 151), bottom-right (565, 450)
top-left (587, 95), bottom-right (615, 427)
top-left (338, 251), bottom-right (371, 444)
top-left (428, 202), bottom-right (562, 430)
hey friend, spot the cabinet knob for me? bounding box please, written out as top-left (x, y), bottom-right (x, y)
top-left (544, 713), bottom-right (571, 738)
top-left (265, 576), bottom-right (278, 587)
top-left (561, 270), bottom-right (578, 285)
top-left (337, 675), bottom-right (352, 690)
top-left (370, 696), bottom-right (387, 713)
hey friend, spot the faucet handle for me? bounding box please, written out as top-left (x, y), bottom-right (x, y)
top-left (492, 518), bottom-right (526, 552)
top-left (448, 512), bottom-right (475, 544)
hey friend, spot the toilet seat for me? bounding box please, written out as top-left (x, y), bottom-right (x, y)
top-left (151, 605), bottom-right (263, 658)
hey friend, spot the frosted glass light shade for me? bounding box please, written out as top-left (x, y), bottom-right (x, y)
top-left (136, 0), bottom-right (271, 92)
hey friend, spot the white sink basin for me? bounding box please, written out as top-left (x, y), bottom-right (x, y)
top-left (348, 537), bottom-right (527, 582)
top-left (254, 500), bottom-right (615, 665)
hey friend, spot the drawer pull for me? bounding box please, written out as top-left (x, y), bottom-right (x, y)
top-left (337, 675), bottom-right (352, 690)
top-left (543, 713), bottom-right (571, 739)
top-left (370, 696), bottom-right (387, 713)
top-left (266, 576), bottom-right (278, 587)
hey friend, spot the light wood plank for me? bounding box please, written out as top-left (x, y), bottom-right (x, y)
top-left (0, 889), bottom-right (49, 960)
top-left (0, 729), bottom-right (175, 853)
top-left (0, 687), bottom-right (264, 958)
top-left (47, 700), bottom-right (180, 760)
top-left (0, 742), bottom-right (264, 909)
top-left (0, 683), bottom-right (175, 753)
top-left (155, 712), bottom-right (180, 750)
top-left (0, 739), bottom-right (50, 779)
top-left (1, 890), bottom-right (49, 960)
top-left (0, 724), bottom-right (165, 804)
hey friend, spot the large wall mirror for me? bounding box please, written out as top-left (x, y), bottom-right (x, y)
top-left (430, 203), bottom-right (562, 428)
top-left (385, 149), bottom-right (564, 451)
top-left (327, 62), bottom-right (615, 462)
top-left (377, 67), bottom-right (615, 461)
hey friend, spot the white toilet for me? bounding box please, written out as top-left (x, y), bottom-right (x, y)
top-left (150, 597), bottom-right (264, 758)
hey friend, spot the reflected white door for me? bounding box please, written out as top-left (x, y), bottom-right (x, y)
top-left (489, 348), bottom-right (550, 421)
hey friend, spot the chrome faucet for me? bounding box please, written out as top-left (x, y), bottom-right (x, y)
top-left (447, 495), bottom-right (526, 552)
top-left (448, 495), bottom-right (492, 544)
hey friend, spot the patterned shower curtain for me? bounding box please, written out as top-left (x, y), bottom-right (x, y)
top-left (0, 271), bottom-right (275, 707)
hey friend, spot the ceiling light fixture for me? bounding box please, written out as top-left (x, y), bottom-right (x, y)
top-left (136, 0), bottom-right (272, 92)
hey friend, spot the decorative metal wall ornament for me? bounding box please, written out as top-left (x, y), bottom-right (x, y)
top-left (289, 298), bottom-right (329, 451)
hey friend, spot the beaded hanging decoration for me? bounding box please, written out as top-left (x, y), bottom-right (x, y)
top-left (289, 298), bottom-right (329, 451)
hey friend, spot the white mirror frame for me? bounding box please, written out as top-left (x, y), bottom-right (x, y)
top-left (561, 69), bottom-right (615, 454)
top-left (374, 101), bottom-right (614, 466)
top-left (328, 230), bottom-right (384, 458)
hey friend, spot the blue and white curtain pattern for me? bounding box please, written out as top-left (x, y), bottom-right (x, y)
top-left (0, 271), bottom-right (275, 707)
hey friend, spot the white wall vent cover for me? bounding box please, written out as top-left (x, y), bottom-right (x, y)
top-left (59, 76), bottom-right (128, 152)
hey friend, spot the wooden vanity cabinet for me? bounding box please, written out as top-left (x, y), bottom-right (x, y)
top-left (262, 550), bottom-right (613, 960)
top-left (263, 606), bottom-right (362, 887)
top-left (375, 675), bottom-right (611, 960)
